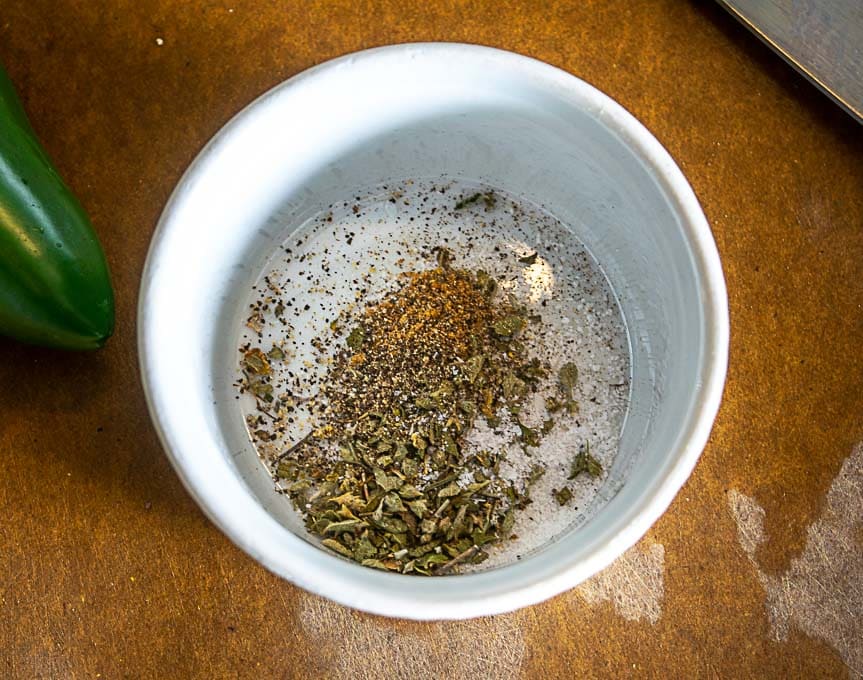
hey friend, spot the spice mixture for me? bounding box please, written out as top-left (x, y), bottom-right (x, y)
top-left (237, 179), bottom-right (630, 574)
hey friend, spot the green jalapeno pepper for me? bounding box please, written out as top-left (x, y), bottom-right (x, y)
top-left (0, 65), bottom-right (114, 350)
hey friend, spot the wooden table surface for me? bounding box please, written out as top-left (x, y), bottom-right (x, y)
top-left (1, 1), bottom-right (861, 678)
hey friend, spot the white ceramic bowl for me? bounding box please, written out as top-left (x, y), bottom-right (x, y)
top-left (139, 43), bottom-right (728, 620)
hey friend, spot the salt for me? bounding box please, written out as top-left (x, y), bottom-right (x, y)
top-left (238, 177), bottom-right (630, 572)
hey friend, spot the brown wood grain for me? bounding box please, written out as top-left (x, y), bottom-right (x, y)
top-left (1, 1), bottom-right (861, 677)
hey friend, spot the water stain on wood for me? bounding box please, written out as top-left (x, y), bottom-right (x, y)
top-left (575, 542), bottom-right (665, 624)
top-left (728, 442), bottom-right (863, 677)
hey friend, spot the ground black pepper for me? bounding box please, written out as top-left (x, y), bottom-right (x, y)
top-left (241, 250), bottom-right (564, 573)
top-left (236, 178), bottom-right (630, 574)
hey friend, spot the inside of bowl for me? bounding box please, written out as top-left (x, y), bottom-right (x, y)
top-left (206, 103), bottom-right (704, 560)
top-left (143, 47), bottom-right (720, 616)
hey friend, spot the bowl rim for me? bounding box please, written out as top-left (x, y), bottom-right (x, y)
top-left (138, 42), bottom-right (729, 620)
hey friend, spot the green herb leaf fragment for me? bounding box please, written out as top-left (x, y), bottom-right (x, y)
top-left (267, 345), bottom-right (285, 361)
top-left (503, 372), bottom-right (528, 403)
top-left (329, 492), bottom-right (366, 511)
top-left (353, 535), bottom-right (378, 561)
top-left (372, 516), bottom-right (409, 534)
top-left (383, 492), bottom-right (407, 513)
top-left (241, 348), bottom-right (271, 375)
top-left (346, 325), bottom-right (366, 350)
top-left (250, 381), bottom-right (274, 401)
top-left (401, 458), bottom-right (420, 478)
top-left (435, 246), bottom-right (454, 270)
top-left (442, 432), bottom-right (459, 458)
top-left (568, 442), bottom-right (603, 480)
top-left (417, 553), bottom-right (450, 569)
top-left (518, 422), bottom-right (541, 448)
top-left (373, 467), bottom-right (402, 492)
top-left (407, 499), bottom-right (429, 518)
top-left (458, 399), bottom-right (477, 417)
top-left (321, 538), bottom-right (353, 558)
top-left (361, 559), bottom-right (391, 571)
top-left (339, 442), bottom-right (359, 463)
top-left (437, 481), bottom-right (462, 499)
top-left (545, 396), bottom-right (564, 413)
top-left (454, 193), bottom-right (480, 210)
top-left (527, 463), bottom-right (546, 486)
top-left (493, 315), bottom-right (526, 338)
top-left (518, 358), bottom-right (546, 382)
top-left (275, 461), bottom-right (297, 479)
top-left (461, 355), bottom-right (485, 384)
top-left (499, 510), bottom-right (516, 538)
top-left (414, 395), bottom-right (436, 410)
top-left (397, 484), bottom-right (423, 500)
top-left (474, 270), bottom-right (497, 298)
top-left (454, 191), bottom-right (495, 211)
top-left (558, 362), bottom-right (579, 399)
top-left (553, 487), bottom-right (573, 506)
top-left (324, 519), bottom-right (367, 534)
